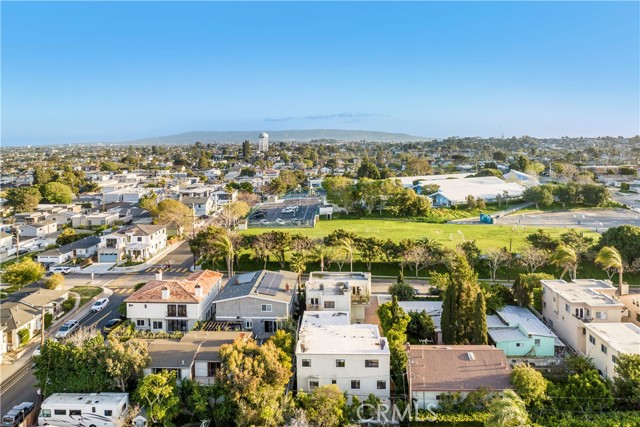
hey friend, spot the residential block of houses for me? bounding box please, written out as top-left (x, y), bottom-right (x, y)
top-left (487, 305), bottom-right (562, 358)
top-left (585, 323), bottom-right (640, 379)
top-left (408, 345), bottom-right (512, 410)
top-left (125, 270), bottom-right (224, 333)
top-left (212, 270), bottom-right (298, 338)
top-left (296, 311), bottom-right (390, 400)
top-left (305, 272), bottom-right (371, 323)
top-left (541, 279), bottom-right (626, 354)
top-left (37, 235), bottom-right (101, 265)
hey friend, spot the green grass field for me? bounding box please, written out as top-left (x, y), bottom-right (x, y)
top-left (241, 218), bottom-right (601, 252)
top-left (70, 286), bottom-right (102, 306)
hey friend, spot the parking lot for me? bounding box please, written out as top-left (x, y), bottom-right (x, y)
top-left (248, 199), bottom-right (321, 228)
top-left (495, 208), bottom-right (640, 232)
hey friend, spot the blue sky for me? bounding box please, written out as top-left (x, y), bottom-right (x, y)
top-left (2, 1), bottom-right (639, 146)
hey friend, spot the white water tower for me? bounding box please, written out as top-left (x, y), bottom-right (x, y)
top-left (258, 132), bottom-right (269, 152)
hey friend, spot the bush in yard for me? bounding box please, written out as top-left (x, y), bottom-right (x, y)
top-left (44, 313), bottom-right (53, 328)
top-left (62, 296), bottom-right (77, 312)
top-left (44, 273), bottom-right (65, 289)
top-left (18, 328), bottom-right (30, 346)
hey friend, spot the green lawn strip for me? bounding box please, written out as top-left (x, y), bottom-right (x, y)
top-left (240, 219), bottom-right (600, 252)
top-left (69, 286), bottom-right (102, 306)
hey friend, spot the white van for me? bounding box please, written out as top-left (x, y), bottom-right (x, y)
top-left (39, 393), bottom-right (129, 427)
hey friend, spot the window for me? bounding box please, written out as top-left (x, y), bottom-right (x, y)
top-left (324, 301), bottom-right (335, 309)
top-left (167, 319), bottom-right (187, 332)
top-left (309, 298), bottom-right (319, 306)
top-left (178, 305), bottom-right (187, 317)
top-left (244, 320), bottom-right (253, 329)
top-left (612, 355), bottom-right (618, 364)
top-left (309, 381), bottom-right (319, 390)
top-left (208, 362), bottom-right (221, 377)
top-left (92, 407), bottom-right (96, 413)
top-left (331, 379), bottom-right (337, 385)
top-left (516, 343), bottom-right (521, 347)
top-left (351, 380), bottom-right (361, 389)
top-left (589, 335), bottom-right (596, 345)
top-left (136, 319), bottom-right (145, 327)
top-left (69, 410), bottom-right (81, 416)
top-left (40, 410), bottom-right (51, 418)
top-left (54, 410), bottom-right (66, 415)
top-left (261, 304), bottom-right (272, 312)
top-left (104, 410), bottom-right (113, 417)
top-left (365, 360), bottom-right (379, 368)
top-left (543, 301), bottom-right (547, 308)
top-left (377, 380), bottom-right (387, 390)
top-left (302, 359), bottom-right (311, 367)
top-left (601, 344), bottom-right (608, 354)
top-left (596, 311), bottom-right (608, 320)
top-left (636, 313), bottom-right (640, 322)
top-left (137, 237), bottom-right (142, 242)
top-left (534, 339), bottom-right (541, 346)
top-left (565, 304), bottom-right (570, 313)
top-left (152, 321), bottom-right (163, 329)
top-left (336, 359), bottom-right (345, 368)
top-left (167, 305), bottom-right (176, 317)
top-left (575, 308), bottom-right (584, 318)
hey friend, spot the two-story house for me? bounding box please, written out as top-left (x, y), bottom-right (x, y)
top-left (125, 270), bottom-right (224, 332)
top-left (305, 272), bottom-right (371, 323)
top-left (585, 323), bottom-right (640, 379)
top-left (296, 311), bottom-right (390, 401)
top-left (181, 197), bottom-right (215, 217)
top-left (212, 270), bottom-right (298, 339)
top-left (97, 224), bottom-right (166, 263)
top-left (541, 279), bottom-right (626, 354)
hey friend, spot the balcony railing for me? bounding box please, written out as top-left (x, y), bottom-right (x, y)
top-left (352, 294), bottom-right (371, 305)
top-left (307, 304), bottom-right (320, 310)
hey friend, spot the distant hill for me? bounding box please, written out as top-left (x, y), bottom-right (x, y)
top-left (112, 129), bottom-right (428, 145)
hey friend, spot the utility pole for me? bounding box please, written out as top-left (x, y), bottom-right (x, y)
top-left (12, 225), bottom-right (21, 260)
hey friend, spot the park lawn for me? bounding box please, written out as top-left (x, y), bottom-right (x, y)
top-left (70, 286), bottom-right (102, 306)
top-left (240, 218), bottom-right (601, 252)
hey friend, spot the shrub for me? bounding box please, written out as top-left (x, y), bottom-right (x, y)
top-left (44, 312), bottom-right (53, 328)
top-left (62, 296), bottom-right (77, 312)
top-left (17, 328), bottom-right (30, 346)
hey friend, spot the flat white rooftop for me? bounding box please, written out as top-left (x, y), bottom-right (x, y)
top-left (541, 279), bottom-right (623, 307)
top-left (586, 323), bottom-right (640, 355)
top-left (42, 393), bottom-right (128, 406)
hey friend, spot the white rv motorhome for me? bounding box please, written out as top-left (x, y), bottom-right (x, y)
top-left (38, 393), bottom-right (129, 427)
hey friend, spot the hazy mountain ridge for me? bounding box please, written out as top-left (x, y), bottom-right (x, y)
top-left (112, 129), bottom-right (428, 145)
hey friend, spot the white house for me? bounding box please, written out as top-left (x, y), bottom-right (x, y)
top-left (427, 176), bottom-right (527, 206)
top-left (408, 345), bottom-right (512, 410)
top-left (585, 323), bottom-right (640, 379)
top-left (541, 279), bottom-right (626, 354)
top-left (181, 197), bottom-right (215, 216)
top-left (305, 272), bottom-right (371, 323)
top-left (296, 311), bottom-right (390, 401)
top-left (98, 224), bottom-right (167, 263)
top-left (0, 231), bottom-right (13, 253)
top-left (37, 235), bottom-right (101, 265)
top-left (71, 212), bottom-right (120, 228)
top-left (21, 220), bottom-right (57, 238)
top-left (125, 270), bottom-right (224, 333)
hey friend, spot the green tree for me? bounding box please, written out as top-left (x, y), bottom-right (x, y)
top-left (599, 225), bottom-right (640, 264)
top-left (441, 271), bottom-right (458, 344)
top-left (356, 237), bottom-right (383, 271)
top-left (17, 328), bottom-right (30, 346)
top-left (5, 186), bottom-right (42, 213)
top-left (522, 186), bottom-right (554, 209)
top-left (595, 246), bottom-right (624, 289)
top-left (389, 281), bottom-right (415, 301)
top-left (267, 329), bottom-right (295, 358)
top-left (440, 255), bottom-right (481, 344)
top-left (404, 156), bottom-right (432, 175)
top-left (407, 310), bottom-right (435, 343)
top-left (289, 252), bottom-right (307, 286)
top-left (296, 385), bottom-right (347, 427)
top-left (43, 273), bottom-right (65, 290)
top-left (135, 371), bottom-right (180, 427)
top-left (105, 337), bottom-right (149, 392)
top-left (354, 178), bottom-right (382, 215)
top-left (179, 379), bottom-right (214, 421)
top-left (512, 273), bottom-right (554, 308)
top-left (2, 257), bottom-right (46, 289)
top-left (33, 166), bottom-right (54, 185)
top-left (526, 229), bottom-right (560, 251)
top-left (56, 228), bottom-right (80, 245)
top-left (153, 199), bottom-right (193, 236)
top-left (551, 245), bottom-right (579, 280)
top-left (472, 292), bottom-right (488, 345)
top-left (357, 161), bottom-right (381, 180)
top-left (549, 368), bottom-right (613, 413)
top-left (485, 390), bottom-right (531, 427)
top-left (217, 337), bottom-right (292, 427)
top-left (613, 354), bottom-right (640, 410)
top-left (322, 176), bottom-right (354, 213)
top-left (337, 237), bottom-right (357, 272)
top-left (41, 181), bottom-right (74, 204)
top-left (511, 363), bottom-right (548, 407)
top-left (377, 296), bottom-right (410, 337)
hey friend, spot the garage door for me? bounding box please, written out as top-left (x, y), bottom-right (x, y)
top-left (100, 253), bottom-right (118, 263)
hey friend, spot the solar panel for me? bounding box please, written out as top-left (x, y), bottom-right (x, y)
top-left (257, 272), bottom-right (282, 296)
top-left (236, 272), bottom-right (256, 284)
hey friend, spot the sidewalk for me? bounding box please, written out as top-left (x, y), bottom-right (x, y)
top-left (0, 286), bottom-right (110, 386)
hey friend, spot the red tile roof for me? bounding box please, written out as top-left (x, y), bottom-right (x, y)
top-left (408, 345), bottom-right (512, 393)
top-left (126, 269), bottom-right (223, 303)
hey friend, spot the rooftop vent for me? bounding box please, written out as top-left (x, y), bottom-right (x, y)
top-left (467, 352), bottom-right (475, 361)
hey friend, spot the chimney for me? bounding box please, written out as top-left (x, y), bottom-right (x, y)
top-left (161, 286), bottom-right (170, 300)
top-left (285, 283), bottom-right (290, 293)
top-left (619, 282), bottom-right (629, 297)
top-left (156, 270), bottom-right (163, 281)
top-left (194, 284), bottom-right (203, 298)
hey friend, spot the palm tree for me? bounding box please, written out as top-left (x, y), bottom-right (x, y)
top-left (310, 244), bottom-right (333, 272)
top-left (485, 390), bottom-right (531, 427)
top-left (338, 237), bottom-right (357, 272)
top-left (595, 246), bottom-right (624, 288)
top-left (212, 230), bottom-right (239, 278)
top-left (551, 245), bottom-right (578, 280)
top-left (289, 252), bottom-right (307, 286)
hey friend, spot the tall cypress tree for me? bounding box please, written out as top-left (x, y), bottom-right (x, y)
top-left (441, 277), bottom-right (457, 344)
top-left (473, 292), bottom-right (488, 345)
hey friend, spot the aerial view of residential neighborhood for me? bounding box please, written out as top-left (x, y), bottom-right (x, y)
top-left (1, 2), bottom-right (639, 427)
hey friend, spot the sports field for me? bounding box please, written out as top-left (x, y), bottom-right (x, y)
top-left (241, 218), bottom-right (601, 252)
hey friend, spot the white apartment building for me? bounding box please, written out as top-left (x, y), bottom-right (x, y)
top-left (305, 272), bottom-right (371, 323)
top-left (296, 311), bottom-right (390, 401)
top-left (585, 323), bottom-right (640, 379)
top-left (541, 279), bottom-right (626, 354)
top-left (125, 270), bottom-right (224, 332)
top-left (71, 212), bottom-right (120, 228)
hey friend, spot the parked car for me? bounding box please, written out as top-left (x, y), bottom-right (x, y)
top-left (91, 298), bottom-right (110, 312)
top-left (259, 219), bottom-right (269, 225)
top-left (275, 218), bottom-right (285, 225)
top-left (49, 266), bottom-right (71, 275)
top-left (55, 320), bottom-right (79, 339)
top-left (32, 345), bottom-right (41, 358)
top-left (103, 318), bottom-right (124, 334)
top-left (17, 248), bottom-right (29, 255)
top-left (1, 402), bottom-right (35, 427)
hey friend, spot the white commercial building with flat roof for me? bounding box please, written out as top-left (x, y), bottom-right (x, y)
top-left (541, 279), bottom-right (625, 354)
top-left (585, 323), bottom-right (640, 379)
top-left (296, 311), bottom-right (390, 400)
